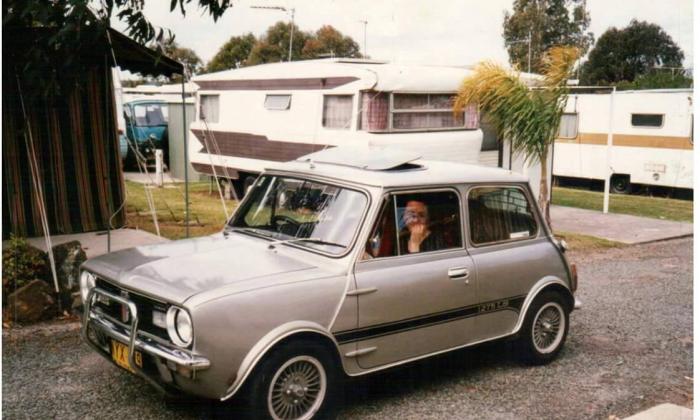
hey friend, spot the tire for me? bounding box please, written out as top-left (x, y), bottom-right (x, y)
top-left (611, 174), bottom-right (631, 194)
top-left (517, 291), bottom-right (570, 365)
top-left (247, 340), bottom-right (340, 420)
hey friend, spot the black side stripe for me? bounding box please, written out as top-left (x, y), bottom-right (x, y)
top-left (334, 295), bottom-right (526, 344)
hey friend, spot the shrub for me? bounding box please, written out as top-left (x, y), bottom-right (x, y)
top-left (2, 236), bottom-right (49, 304)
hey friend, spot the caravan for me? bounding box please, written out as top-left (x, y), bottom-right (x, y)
top-left (553, 89), bottom-right (693, 193)
top-left (188, 59), bottom-right (482, 194)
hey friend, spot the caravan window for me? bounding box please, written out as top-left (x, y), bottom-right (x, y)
top-left (200, 95), bottom-right (220, 123)
top-left (392, 94), bottom-right (465, 130)
top-left (631, 113), bottom-right (664, 127)
top-left (264, 95), bottom-right (292, 110)
top-left (322, 95), bottom-right (353, 129)
top-left (558, 113), bottom-right (578, 138)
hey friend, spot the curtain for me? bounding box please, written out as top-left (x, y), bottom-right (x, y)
top-left (558, 113), bottom-right (578, 138)
top-left (323, 95), bottom-right (353, 129)
top-left (361, 92), bottom-right (389, 131)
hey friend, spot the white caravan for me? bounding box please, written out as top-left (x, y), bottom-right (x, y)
top-left (188, 59), bottom-right (482, 194)
top-left (553, 89), bottom-right (693, 192)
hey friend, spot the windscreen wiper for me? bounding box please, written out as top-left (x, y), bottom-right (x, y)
top-left (267, 237), bottom-right (346, 250)
top-left (225, 226), bottom-right (272, 239)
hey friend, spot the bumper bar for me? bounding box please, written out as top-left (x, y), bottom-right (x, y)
top-left (81, 288), bottom-right (210, 393)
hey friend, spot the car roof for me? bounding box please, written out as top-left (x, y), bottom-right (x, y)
top-left (265, 146), bottom-right (529, 188)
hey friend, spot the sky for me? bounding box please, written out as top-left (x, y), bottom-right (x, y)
top-left (111, 0), bottom-right (694, 69)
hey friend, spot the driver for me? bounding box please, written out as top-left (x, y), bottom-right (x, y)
top-left (400, 200), bottom-right (445, 254)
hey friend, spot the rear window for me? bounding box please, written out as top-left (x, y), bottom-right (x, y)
top-left (468, 187), bottom-right (538, 245)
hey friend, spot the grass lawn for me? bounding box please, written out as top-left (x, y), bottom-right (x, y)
top-left (553, 231), bottom-right (623, 252)
top-left (124, 180), bottom-right (234, 240)
top-left (552, 187), bottom-right (693, 223)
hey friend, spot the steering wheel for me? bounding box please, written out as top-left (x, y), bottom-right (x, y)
top-left (271, 215), bottom-right (300, 232)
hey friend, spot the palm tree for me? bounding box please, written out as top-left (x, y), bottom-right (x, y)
top-left (454, 46), bottom-right (579, 226)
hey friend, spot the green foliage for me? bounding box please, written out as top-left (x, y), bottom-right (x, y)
top-left (617, 71), bottom-right (693, 90)
top-left (580, 20), bottom-right (685, 85)
top-left (208, 23), bottom-right (362, 71)
top-left (205, 33), bottom-right (257, 73)
top-left (2, 236), bottom-right (49, 300)
top-left (3, 0), bottom-right (231, 95)
top-left (454, 46), bottom-right (579, 221)
top-left (503, 0), bottom-right (592, 73)
top-left (161, 41), bottom-right (203, 80)
top-left (302, 25), bottom-right (361, 59)
top-left (248, 21), bottom-right (312, 65)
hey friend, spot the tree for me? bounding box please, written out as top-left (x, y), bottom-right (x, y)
top-left (162, 41), bottom-right (203, 79)
top-left (302, 25), bottom-right (361, 59)
top-left (617, 70), bottom-right (692, 90)
top-left (503, 0), bottom-right (592, 73)
top-left (3, 0), bottom-right (231, 95)
top-left (246, 22), bottom-right (361, 66)
top-left (205, 33), bottom-right (257, 72)
top-left (248, 21), bottom-right (311, 65)
top-left (580, 20), bottom-right (685, 85)
top-left (454, 46), bottom-right (579, 225)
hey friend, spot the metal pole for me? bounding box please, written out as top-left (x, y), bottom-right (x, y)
top-left (182, 78), bottom-right (190, 237)
top-left (527, 30), bottom-right (532, 74)
top-left (288, 8), bottom-right (295, 62)
top-left (603, 86), bottom-right (616, 214)
top-left (360, 20), bottom-right (368, 58)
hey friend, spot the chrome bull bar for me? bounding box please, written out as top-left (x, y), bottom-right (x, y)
top-left (81, 287), bottom-right (210, 394)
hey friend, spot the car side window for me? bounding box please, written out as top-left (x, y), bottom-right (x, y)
top-left (468, 186), bottom-right (538, 245)
top-left (363, 191), bottom-right (462, 259)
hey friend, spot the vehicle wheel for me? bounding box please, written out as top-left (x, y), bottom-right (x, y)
top-left (517, 291), bottom-right (569, 365)
top-left (247, 340), bottom-right (340, 420)
top-left (611, 174), bottom-right (631, 194)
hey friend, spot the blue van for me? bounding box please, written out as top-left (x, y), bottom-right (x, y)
top-left (120, 99), bottom-right (169, 168)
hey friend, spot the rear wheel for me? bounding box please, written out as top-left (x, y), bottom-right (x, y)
top-left (247, 340), bottom-right (339, 420)
top-left (611, 174), bottom-right (631, 194)
top-left (517, 291), bottom-right (569, 365)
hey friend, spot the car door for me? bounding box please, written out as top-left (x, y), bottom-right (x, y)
top-left (465, 184), bottom-right (554, 341)
top-left (343, 188), bottom-right (478, 369)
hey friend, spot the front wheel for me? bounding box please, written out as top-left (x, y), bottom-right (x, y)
top-left (517, 291), bottom-right (569, 365)
top-left (247, 341), bottom-right (339, 420)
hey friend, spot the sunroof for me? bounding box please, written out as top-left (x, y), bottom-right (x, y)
top-left (297, 146), bottom-right (422, 170)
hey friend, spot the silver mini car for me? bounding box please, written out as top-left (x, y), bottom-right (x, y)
top-left (81, 148), bottom-right (579, 419)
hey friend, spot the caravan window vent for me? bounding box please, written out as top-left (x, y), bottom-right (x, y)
top-left (265, 95), bottom-right (292, 110)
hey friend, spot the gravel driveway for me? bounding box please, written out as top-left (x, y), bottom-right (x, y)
top-left (3, 238), bottom-right (693, 419)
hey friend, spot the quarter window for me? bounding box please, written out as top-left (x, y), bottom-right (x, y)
top-left (322, 95), bottom-right (353, 129)
top-left (199, 95), bottom-right (220, 123)
top-left (363, 191), bottom-right (462, 259)
top-left (558, 113), bottom-right (578, 138)
top-left (264, 94), bottom-right (292, 110)
top-left (468, 187), bottom-right (538, 245)
top-left (631, 113), bottom-right (664, 127)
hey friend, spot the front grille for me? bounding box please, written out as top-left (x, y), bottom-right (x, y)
top-left (94, 279), bottom-right (170, 341)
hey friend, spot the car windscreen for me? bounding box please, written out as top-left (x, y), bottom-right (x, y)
top-left (229, 176), bottom-right (367, 255)
top-left (132, 103), bottom-right (168, 127)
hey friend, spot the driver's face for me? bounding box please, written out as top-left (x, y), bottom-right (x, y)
top-left (403, 200), bottom-right (428, 228)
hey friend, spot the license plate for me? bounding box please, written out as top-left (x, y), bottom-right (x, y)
top-left (111, 340), bottom-right (142, 373)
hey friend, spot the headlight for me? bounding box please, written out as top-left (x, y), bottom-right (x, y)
top-left (79, 271), bottom-right (96, 303)
top-left (166, 306), bottom-right (193, 347)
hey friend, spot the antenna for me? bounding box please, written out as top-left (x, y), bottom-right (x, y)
top-left (358, 19), bottom-right (368, 58)
top-left (251, 5), bottom-right (296, 62)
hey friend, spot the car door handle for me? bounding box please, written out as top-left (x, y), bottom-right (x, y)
top-left (448, 267), bottom-right (470, 283)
